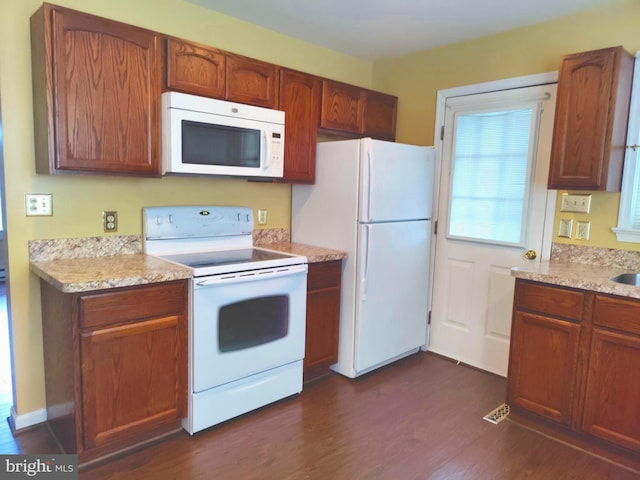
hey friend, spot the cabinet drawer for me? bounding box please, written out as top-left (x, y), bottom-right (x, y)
top-left (80, 281), bottom-right (186, 329)
top-left (515, 281), bottom-right (585, 321)
top-left (307, 261), bottom-right (342, 291)
top-left (594, 294), bottom-right (640, 336)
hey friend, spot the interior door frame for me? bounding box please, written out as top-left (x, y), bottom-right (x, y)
top-left (423, 71), bottom-right (559, 350)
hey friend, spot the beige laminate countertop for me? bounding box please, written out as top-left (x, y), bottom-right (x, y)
top-left (30, 254), bottom-right (193, 293)
top-left (260, 242), bottom-right (347, 263)
top-left (512, 261), bottom-right (640, 299)
top-left (29, 239), bottom-right (346, 293)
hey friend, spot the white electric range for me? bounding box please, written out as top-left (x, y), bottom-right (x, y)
top-left (143, 205), bottom-right (308, 434)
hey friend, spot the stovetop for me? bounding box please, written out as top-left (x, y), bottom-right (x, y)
top-left (159, 247), bottom-right (305, 276)
top-left (143, 206), bottom-right (306, 276)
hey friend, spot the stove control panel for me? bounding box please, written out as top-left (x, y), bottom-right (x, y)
top-left (143, 205), bottom-right (254, 241)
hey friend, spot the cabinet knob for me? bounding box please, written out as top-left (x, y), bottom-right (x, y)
top-left (524, 249), bottom-right (537, 260)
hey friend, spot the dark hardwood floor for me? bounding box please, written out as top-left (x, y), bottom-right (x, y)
top-left (2, 353), bottom-right (638, 479)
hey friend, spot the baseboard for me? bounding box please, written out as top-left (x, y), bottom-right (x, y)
top-left (10, 405), bottom-right (47, 431)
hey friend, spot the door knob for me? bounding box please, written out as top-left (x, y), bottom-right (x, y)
top-left (524, 249), bottom-right (537, 260)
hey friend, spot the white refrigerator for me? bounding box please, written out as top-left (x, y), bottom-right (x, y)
top-left (292, 138), bottom-right (435, 378)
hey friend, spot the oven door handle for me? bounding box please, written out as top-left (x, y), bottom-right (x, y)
top-left (194, 264), bottom-right (308, 287)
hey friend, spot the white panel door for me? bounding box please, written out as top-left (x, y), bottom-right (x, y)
top-left (354, 220), bottom-right (431, 373)
top-left (429, 84), bottom-right (557, 376)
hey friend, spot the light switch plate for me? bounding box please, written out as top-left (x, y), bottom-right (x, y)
top-left (560, 193), bottom-right (591, 213)
top-left (25, 193), bottom-right (52, 216)
top-left (558, 218), bottom-right (573, 238)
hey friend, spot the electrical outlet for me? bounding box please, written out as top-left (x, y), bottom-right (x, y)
top-left (257, 209), bottom-right (268, 225)
top-left (103, 211), bottom-right (118, 232)
top-left (25, 193), bottom-right (52, 216)
top-left (576, 221), bottom-right (591, 240)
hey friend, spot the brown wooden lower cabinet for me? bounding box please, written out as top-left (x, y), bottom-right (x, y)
top-left (40, 279), bottom-right (188, 465)
top-left (582, 293), bottom-right (640, 453)
top-left (508, 279), bottom-right (640, 467)
top-left (508, 311), bottom-right (581, 426)
top-left (303, 260), bottom-right (342, 382)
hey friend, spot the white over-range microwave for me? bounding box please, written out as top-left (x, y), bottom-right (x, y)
top-left (162, 91), bottom-right (285, 178)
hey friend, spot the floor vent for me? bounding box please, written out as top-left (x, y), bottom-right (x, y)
top-left (483, 403), bottom-right (510, 424)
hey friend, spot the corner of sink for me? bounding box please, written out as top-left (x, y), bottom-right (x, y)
top-left (610, 273), bottom-right (640, 286)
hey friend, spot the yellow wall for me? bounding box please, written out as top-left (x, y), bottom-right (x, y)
top-left (374, 0), bottom-right (640, 252)
top-left (0, 0), bottom-right (373, 416)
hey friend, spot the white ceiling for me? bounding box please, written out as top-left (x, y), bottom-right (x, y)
top-left (188, 0), bottom-right (619, 60)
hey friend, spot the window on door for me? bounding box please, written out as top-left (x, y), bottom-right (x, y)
top-left (446, 91), bottom-right (546, 247)
top-left (614, 51), bottom-right (640, 242)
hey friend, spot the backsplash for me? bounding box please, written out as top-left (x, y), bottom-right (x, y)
top-left (253, 228), bottom-right (289, 245)
top-left (29, 235), bottom-right (142, 262)
top-left (551, 243), bottom-right (640, 270)
top-left (29, 229), bottom-right (290, 262)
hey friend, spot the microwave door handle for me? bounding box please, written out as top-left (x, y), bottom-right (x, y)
top-left (263, 130), bottom-right (271, 172)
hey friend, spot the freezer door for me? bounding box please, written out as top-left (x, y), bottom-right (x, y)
top-left (359, 139), bottom-right (434, 222)
top-left (354, 220), bottom-right (431, 373)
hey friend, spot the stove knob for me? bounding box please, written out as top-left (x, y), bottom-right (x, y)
top-left (154, 216), bottom-right (163, 225)
top-left (235, 213), bottom-right (241, 221)
top-left (168, 214), bottom-right (175, 223)
top-left (245, 214), bottom-right (251, 222)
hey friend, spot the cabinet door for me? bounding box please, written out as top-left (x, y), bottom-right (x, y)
top-left (362, 90), bottom-right (397, 141)
top-left (165, 38), bottom-right (225, 98)
top-left (226, 54), bottom-right (278, 108)
top-left (548, 46), bottom-right (633, 191)
top-left (582, 328), bottom-right (640, 453)
top-left (305, 289), bottom-right (340, 373)
top-left (507, 311), bottom-right (581, 425)
top-left (279, 69), bottom-right (321, 183)
top-left (320, 80), bottom-right (363, 134)
top-left (33, 4), bottom-right (162, 176)
top-left (304, 261), bottom-right (341, 380)
top-left (81, 314), bottom-right (185, 449)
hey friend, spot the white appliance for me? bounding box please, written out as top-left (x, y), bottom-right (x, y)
top-left (162, 92), bottom-right (285, 178)
top-left (143, 206), bottom-right (307, 434)
top-left (292, 138), bottom-right (434, 378)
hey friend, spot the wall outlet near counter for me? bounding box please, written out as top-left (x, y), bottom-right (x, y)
top-left (25, 193), bottom-right (52, 216)
top-left (103, 211), bottom-right (118, 232)
top-left (257, 209), bottom-right (267, 225)
top-left (576, 221), bottom-right (591, 240)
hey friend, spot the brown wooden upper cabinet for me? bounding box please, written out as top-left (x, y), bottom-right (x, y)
top-left (319, 79), bottom-right (397, 141)
top-left (320, 80), bottom-right (364, 134)
top-left (165, 38), bottom-right (278, 108)
top-left (362, 90), bottom-right (398, 141)
top-left (30, 3), bottom-right (163, 176)
top-left (30, 4), bottom-right (398, 179)
top-left (225, 54), bottom-right (278, 108)
top-left (165, 38), bottom-right (225, 98)
top-left (279, 69), bottom-right (321, 183)
top-left (548, 46), bottom-right (634, 191)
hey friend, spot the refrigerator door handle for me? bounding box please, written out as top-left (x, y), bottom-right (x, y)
top-left (362, 224), bottom-right (371, 301)
top-left (362, 150), bottom-right (372, 222)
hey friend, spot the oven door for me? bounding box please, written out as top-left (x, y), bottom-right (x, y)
top-left (192, 264), bottom-right (307, 392)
